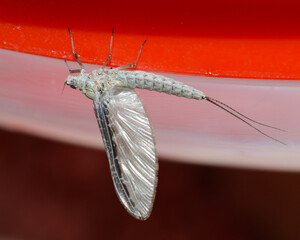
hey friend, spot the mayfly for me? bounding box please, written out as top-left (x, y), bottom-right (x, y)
top-left (63, 28), bottom-right (285, 220)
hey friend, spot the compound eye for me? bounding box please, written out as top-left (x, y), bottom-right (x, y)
top-left (70, 85), bottom-right (76, 89)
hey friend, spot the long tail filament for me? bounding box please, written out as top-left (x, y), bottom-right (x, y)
top-left (205, 96), bottom-right (287, 145)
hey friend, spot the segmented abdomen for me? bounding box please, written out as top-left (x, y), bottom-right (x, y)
top-left (116, 71), bottom-right (205, 100)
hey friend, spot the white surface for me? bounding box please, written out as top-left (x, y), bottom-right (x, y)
top-left (0, 49), bottom-right (300, 171)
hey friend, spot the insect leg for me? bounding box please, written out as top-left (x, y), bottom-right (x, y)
top-left (117, 38), bottom-right (147, 70)
top-left (102, 28), bottom-right (114, 69)
top-left (65, 28), bottom-right (85, 73)
top-left (64, 60), bottom-right (81, 73)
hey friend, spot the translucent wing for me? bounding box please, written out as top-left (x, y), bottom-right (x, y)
top-left (93, 87), bottom-right (157, 220)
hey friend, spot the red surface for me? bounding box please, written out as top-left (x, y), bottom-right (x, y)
top-left (1, 0), bottom-right (300, 79)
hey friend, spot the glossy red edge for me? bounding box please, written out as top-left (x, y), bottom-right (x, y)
top-left (1, 0), bottom-right (300, 80)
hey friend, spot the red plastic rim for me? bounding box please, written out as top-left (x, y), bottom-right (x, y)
top-left (1, 0), bottom-right (300, 80)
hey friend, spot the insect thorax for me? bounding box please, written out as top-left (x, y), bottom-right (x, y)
top-left (80, 69), bottom-right (122, 100)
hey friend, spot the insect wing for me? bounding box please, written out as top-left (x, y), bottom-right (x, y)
top-left (94, 87), bottom-right (157, 220)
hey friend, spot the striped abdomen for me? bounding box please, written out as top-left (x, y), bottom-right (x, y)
top-left (115, 71), bottom-right (205, 100)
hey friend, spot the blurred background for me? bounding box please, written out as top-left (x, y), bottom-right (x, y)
top-left (1, 128), bottom-right (300, 240)
top-left (1, 0), bottom-right (300, 239)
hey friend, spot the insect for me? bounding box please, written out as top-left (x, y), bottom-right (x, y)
top-left (64, 28), bottom-right (285, 220)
